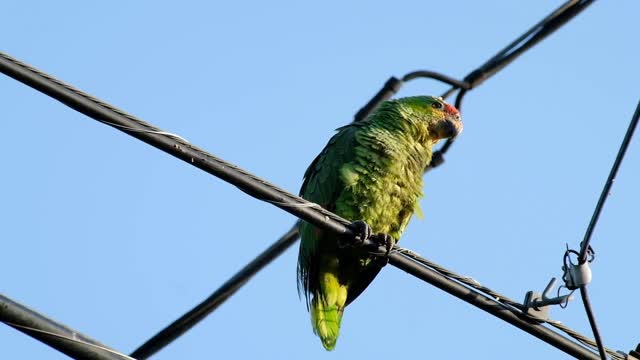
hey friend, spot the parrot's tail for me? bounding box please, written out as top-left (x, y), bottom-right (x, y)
top-left (310, 269), bottom-right (347, 351)
top-left (311, 296), bottom-right (344, 351)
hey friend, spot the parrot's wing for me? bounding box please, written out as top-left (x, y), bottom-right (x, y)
top-left (300, 124), bottom-right (359, 201)
top-left (297, 123), bottom-right (360, 303)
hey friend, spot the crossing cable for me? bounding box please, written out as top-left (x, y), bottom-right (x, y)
top-left (0, 49), bottom-right (618, 360)
top-left (0, 0), bottom-right (589, 357)
top-left (575, 99), bottom-right (640, 360)
top-left (130, 224), bottom-right (300, 359)
top-left (131, 1), bottom-right (600, 357)
top-left (0, 293), bottom-right (133, 360)
top-left (354, 0), bottom-right (595, 169)
top-left (578, 98), bottom-right (639, 263)
top-left (130, 71), bottom-right (470, 360)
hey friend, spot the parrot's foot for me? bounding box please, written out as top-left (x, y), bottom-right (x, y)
top-left (339, 220), bottom-right (372, 248)
top-left (340, 221), bottom-right (394, 266)
top-left (373, 233), bottom-right (396, 267)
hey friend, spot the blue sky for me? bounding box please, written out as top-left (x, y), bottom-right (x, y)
top-left (1, 1), bottom-right (638, 359)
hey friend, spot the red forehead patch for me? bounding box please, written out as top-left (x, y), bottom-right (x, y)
top-left (445, 103), bottom-right (459, 115)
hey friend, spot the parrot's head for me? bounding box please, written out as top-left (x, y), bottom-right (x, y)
top-left (396, 96), bottom-right (463, 141)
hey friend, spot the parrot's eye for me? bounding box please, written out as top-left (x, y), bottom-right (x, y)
top-left (432, 102), bottom-right (444, 109)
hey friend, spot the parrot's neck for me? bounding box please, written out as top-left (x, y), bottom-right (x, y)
top-left (370, 107), bottom-right (436, 168)
top-left (374, 103), bottom-right (435, 147)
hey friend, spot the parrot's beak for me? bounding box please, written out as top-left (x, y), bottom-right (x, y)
top-left (430, 114), bottom-right (463, 140)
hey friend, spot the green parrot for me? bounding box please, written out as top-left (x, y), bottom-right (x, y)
top-left (297, 95), bottom-right (462, 350)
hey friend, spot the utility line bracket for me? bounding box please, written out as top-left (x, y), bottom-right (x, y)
top-left (627, 344), bottom-right (640, 360)
top-left (523, 278), bottom-right (573, 320)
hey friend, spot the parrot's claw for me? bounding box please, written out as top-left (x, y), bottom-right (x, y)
top-left (339, 220), bottom-right (372, 248)
top-left (373, 233), bottom-right (396, 266)
top-left (340, 221), bottom-right (394, 266)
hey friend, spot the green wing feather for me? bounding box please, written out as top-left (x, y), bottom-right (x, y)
top-left (297, 124), bottom-right (360, 304)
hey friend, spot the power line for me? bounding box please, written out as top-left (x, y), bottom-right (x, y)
top-left (355, 0), bottom-right (596, 168)
top-left (579, 99), bottom-right (640, 263)
top-left (0, 1), bottom-right (629, 359)
top-left (0, 39), bottom-right (620, 360)
top-left (0, 1), bottom-right (609, 359)
top-left (575, 99), bottom-right (640, 360)
top-left (0, 52), bottom-right (350, 233)
top-left (130, 224), bottom-right (300, 359)
top-left (391, 248), bottom-right (626, 359)
top-left (131, 0), bottom-right (602, 356)
top-left (385, 250), bottom-right (602, 360)
top-left (581, 287), bottom-right (607, 360)
top-left (0, 293), bottom-right (132, 360)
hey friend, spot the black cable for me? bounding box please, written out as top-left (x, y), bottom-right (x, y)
top-left (385, 252), bottom-right (601, 360)
top-left (131, 65), bottom-right (469, 353)
top-left (574, 100), bottom-right (640, 360)
top-left (0, 50), bottom-right (607, 360)
top-left (0, 294), bottom-right (131, 360)
top-left (579, 100), bottom-right (640, 263)
top-left (0, 2), bottom-right (601, 358)
top-left (350, 1), bottom-right (597, 170)
top-left (580, 287), bottom-right (607, 360)
top-left (400, 247), bottom-right (623, 359)
top-left (353, 76), bottom-right (404, 122)
top-left (401, 70), bottom-right (471, 88)
top-left (0, 52), bottom-right (352, 236)
top-left (353, 71), bottom-right (470, 123)
top-left (130, 224), bottom-right (300, 359)
top-left (432, 0), bottom-right (596, 167)
top-left (461, 0), bottom-right (595, 90)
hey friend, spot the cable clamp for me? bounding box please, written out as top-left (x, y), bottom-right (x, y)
top-left (562, 262), bottom-right (592, 290)
top-left (561, 245), bottom-right (594, 290)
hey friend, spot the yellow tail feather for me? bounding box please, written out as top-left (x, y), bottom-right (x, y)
top-left (311, 267), bottom-right (348, 350)
top-left (311, 297), bottom-right (344, 350)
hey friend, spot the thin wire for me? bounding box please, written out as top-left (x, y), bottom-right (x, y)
top-left (100, 121), bottom-right (189, 143)
top-left (264, 200), bottom-right (324, 209)
top-left (3, 322), bottom-right (136, 360)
